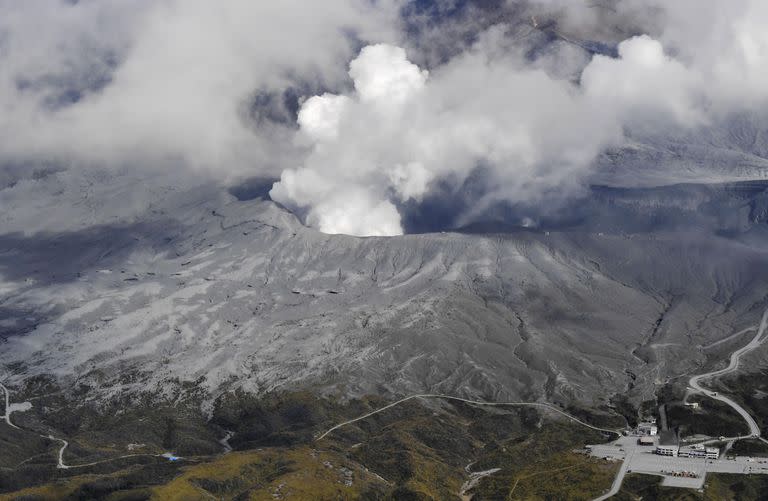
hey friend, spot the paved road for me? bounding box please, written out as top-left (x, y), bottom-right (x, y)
top-left (49, 435), bottom-right (70, 469)
top-left (1, 381), bottom-right (20, 430)
top-left (2, 380), bottom-right (74, 468)
top-left (593, 444), bottom-right (633, 501)
top-left (688, 307), bottom-right (768, 439)
top-left (593, 307), bottom-right (768, 500)
top-left (316, 393), bottom-right (621, 441)
top-left (702, 326), bottom-right (756, 350)
top-left (459, 467), bottom-right (501, 500)
top-left (2, 380), bottom-right (166, 469)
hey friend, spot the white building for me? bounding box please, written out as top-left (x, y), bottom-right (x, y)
top-left (678, 445), bottom-right (719, 459)
top-left (656, 445), bottom-right (678, 456)
top-left (637, 422), bottom-right (658, 436)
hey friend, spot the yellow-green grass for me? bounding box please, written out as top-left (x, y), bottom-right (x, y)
top-left (150, 446), bottom-right (388, 501)
top-left (503, 452), bottom-right (618, 500)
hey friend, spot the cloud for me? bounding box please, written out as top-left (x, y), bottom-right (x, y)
top-left (297, 94), bottom-right (352, 144)
top-left (349, 44), bottom-right (429, 105)
top-left (581, 35), bottom-right (704, 128)
top-left (0, 0), bottom-right (400, 177)
top-left (534, 0), bottom-right (768, 112)
top-left (2, 0), bottom-right (768, 237)
top-left (638, 0), bottom-right (768, 111)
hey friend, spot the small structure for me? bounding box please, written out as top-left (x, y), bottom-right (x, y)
top-left (638, 436), bottom-right (655, 446)
top-left (637, 421), bottom-right (658, 436)
top-left (656, 444), bottom-right (678, 457)
top-left (684, 402), bottom-right (700, 410)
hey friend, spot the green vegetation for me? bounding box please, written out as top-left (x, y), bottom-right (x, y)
top-left (565, 403), bottom-right (627, 430)
top-left (0, 461), bottom-right (180, 501)
top-left (0, 426), bottom-right (52, 470)
top-left (211, 390), bottom-right (348, 449)
top-left (609, 394), bottom-right (640, 428)
top-left (1, 387), bottom-right (626, 500)
top-left (616, 472), bottom-right (768, 501)
top-left (151, 447), bottom-right (388, 501)
top-left (616, 473), bottom-right (694, 501)
top-left (470, 422), bottom-right (617, 500)
top-left (665, 397), bottom-right (748, 438)
top-left (712, 370), bottom-right (768, 437)
top-left (654, 378), bottom-right (741, 441)
top-left (497, 452), bottom-right (617, 500)
top-left (730, 439), bottom-right (768, 457)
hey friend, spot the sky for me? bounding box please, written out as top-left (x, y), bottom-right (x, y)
top-left (1, 0), bottom-right (767, 236)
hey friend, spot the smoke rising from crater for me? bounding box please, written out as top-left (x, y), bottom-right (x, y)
top-left (271, 40), bottom-right (622, 235)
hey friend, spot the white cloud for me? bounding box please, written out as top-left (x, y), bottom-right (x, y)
top-left (349, 44), bottom-right (428, 106)
top-left (3, 0), bottom-right (768, 237)
top-left (270, 44), bottom-right (433, 236)
top-left (0, 0), bottom-right (400, 177)
top-left (538, 0), bottom-right (768, 113)
top-left (581, 35), bottom-right (704, 128)
top-left (297, 94), bottom-right (352, 143)
top-left (641, 0), bottom-right (768, 111)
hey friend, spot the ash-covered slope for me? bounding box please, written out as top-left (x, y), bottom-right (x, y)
top-left (593, 116), bottom-right (768, 188)
top-left (3, 170), bottom-right (768, 410)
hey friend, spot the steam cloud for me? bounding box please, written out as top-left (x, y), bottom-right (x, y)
top-left (270, 41), bottom-right (618, 235)
top-left (1, 0), bottom-right (767, 236)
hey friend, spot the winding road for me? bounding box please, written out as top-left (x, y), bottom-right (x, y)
top-left (316, 393), bottom-right (621, 441)
top-left (1, 381), bottom-right (19, 429)
top-left (687, 307), bottom-right (768, 440)
top-left (49, 435), bottom-right (70, 469)
top-left (2, 381), bottom-right (77, 468)
top-left (317, 393), bottom-right (622, 498)
top-left (2, 381), bottom-right (170, 469)
top-left (5, 306), bottom-right (768, 489)
top-left (317, 309), bottom-right (768, 447)
top-left (594, 306), bottom-right (768, 500)
top-left (2, 379), bottom-right (72, 468)
top-left (592, 445), bottom-right (634, 501)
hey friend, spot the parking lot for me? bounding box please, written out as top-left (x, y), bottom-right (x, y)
top-left (588, 436), bottom-right (768, 490)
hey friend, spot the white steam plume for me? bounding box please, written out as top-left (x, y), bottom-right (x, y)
top-left (270, 40), bottom-right (622, 236)
top-left (530, 0), bottom-right (768, 111)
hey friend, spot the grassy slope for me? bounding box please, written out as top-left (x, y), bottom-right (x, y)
top-left (712, 370), bottom-right (768, 437)
top-left (151, 447), bottom-right (388, 501)
top-left (0, 390), bottom-right (623, 500)
top-left (471, 421), bottom-right (618, 500)
top-left (616, 472), bottom-right (768, 501)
